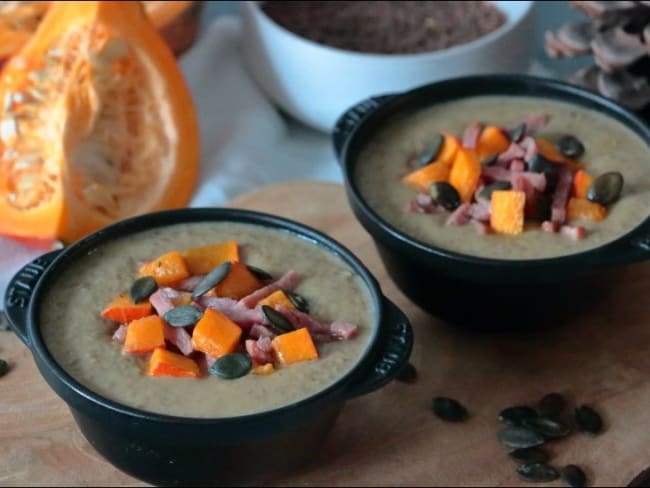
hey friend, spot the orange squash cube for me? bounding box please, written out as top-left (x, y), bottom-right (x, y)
top-left (573, 170), bottom-right (594, 199)
top-left (139, 251), bottom-right (191, 286)
top-left (271, 327), bottom-right (319, 365)
top-left (449, 148), bottom-right (481, 203)
top-left (123, 315), bottom-right (165, 354)
top-left (147, 348), bottom-right (200, 378)
top-left (437, 132), bottom-right (461, 165)
top-left (257, 290), bottom-right (295, 310)
top-left (567, 197), bottom-right (607, 222)
top-left (490, 190), bottom-right (526, 235)
top-left (101, 294), bottom-right (153, 323)
top-left (252, 363), bottom-right (275, 375)
top-left (477, 125), bottom-right (510, 160)
top-left (536, 139), bottom-right (584, 172)
top-left (402, 161), bottom-right (451, 193)
top-left (182, 240), bottom-right (240, 275)
top-left (211, 262), bottom-right (262, 300)
top-left (191, 308), bottom-right (242, 359)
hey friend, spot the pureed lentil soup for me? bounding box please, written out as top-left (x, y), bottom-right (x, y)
top-left (355, 96), bottom-right (650, 260)
top-left (40, 222), bottom-right (374, 418)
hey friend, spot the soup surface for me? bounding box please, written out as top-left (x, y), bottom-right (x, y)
top-left (355, 96), bottom-right (650, 259)
top-left (41, 222), bottom-right (374, 417)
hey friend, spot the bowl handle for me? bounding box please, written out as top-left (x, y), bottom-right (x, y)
top-left (343, 297), bottom-right (413, 399)
top-left (4, 250), bottom-right (62, 347)
top-left (332, 94), bottom-right (396, 161)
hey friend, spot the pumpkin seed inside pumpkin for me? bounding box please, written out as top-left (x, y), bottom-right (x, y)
top-left (129, 276), bottom-right (158, 303)
top-left (429, 181), bottom-right (461, 211)
top-left (261, 305), bottom-right (293, 333)
top-left (587, 171), bottom-right (624, 206)
top-left (574, 405), bottom-right (603, 435)
top-left (163, 305), bottom-right (203, 328)
top-left (192, 262), bottom-right (232, 298)
top-left (561, 464), bottom-right (587, 488)
top-left (431, 397), bottom-right (468, 422)
top-left (516, 462), bottom-right (560, 483)
top-left (209, 353), bottom-right (252, 379)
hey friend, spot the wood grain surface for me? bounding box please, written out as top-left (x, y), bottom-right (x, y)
top-left (2, 181), bottom-right (650, 486)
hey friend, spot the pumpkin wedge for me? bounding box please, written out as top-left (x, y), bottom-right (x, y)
top-left (0, 1), bottom-right (199, 243)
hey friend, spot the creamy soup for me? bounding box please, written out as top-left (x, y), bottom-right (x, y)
top-left (40, 222), bottom-right (374, 418)
top-left (355, 96), bottom-right (650, 260)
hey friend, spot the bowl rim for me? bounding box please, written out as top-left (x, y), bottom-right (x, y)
top-left (339, 73), bottom-right (650, 268)
top-left (25, 207), bottom-right (386, 425)
top-left (243, 0), bottom-right (535, 62)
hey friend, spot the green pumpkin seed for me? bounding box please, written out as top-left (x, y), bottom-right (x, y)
top-left (561, 464), bottom-right (587, 487)
top-left (396, 362), bottom-right (417, 384)
top-left (429, 181), bottom-right (461, 211)
top-left (499, 406), bottom-right (538, 426)
top-left (246, 265), bottom-right (273, 281)
top-left (532, 194), bottom-right (552, 222)
top-left (417, 133), bottom-right (444, 167)
top-left (528, 153), bottom-right (557, 173)
top-left (537, 392), bottom-right (566, 417)
top-left (192, 262), bottom-right (232, 298)
top-left (431, 397), bottom-right (468, 422)
top-left (163, 305), bottom-right (203, 328)
top-left (209, 353), bottom-right (252, 379)
top-left (287, 292), bottom-right (309, 313)
top-left (497, 426), bottom-right (545, 449)
top-left (516, 462), bottom-right (560, 483)
top-left (522, 417), bottom-right (571, 439)
top-left (129, 276), bottom-right (158, 303)
top-left (557, 135), bottom-right (585, 159)
top-left (0, 359), bottom-right (8, 377)
top-left (261, 305), bottom-right (293, 333)
top-left (510, 123), bottom-right (526, 143)
top-left (509, 447), bottom-right (550, 465)
top-left (587, 171), bottom-right (624, 206)
top-left (481, 153), bottom-right (498, 167)
top-left (478, 181), bottom-right (511, 201)
top-left (574, 405), bottom-right (603, 435)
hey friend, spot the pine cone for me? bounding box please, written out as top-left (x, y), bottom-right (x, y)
top-left (545, 1), bottom-right (650, 112)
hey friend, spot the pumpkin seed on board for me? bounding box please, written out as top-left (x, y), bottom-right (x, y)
top-left (431, 397), bottom-right (468, 422)
top-left (522, 417), bottom-right (571, 439)
top-left (561, 464), bottom-right (587, 488)
top-left (129, 276), bottom-right (158, 303)
top-left (192, 261), bottom-right (232, 298)
top-left (574, 405), bottom-right (603, 435)
top-left (516, 462), bottom-right (560, 483)
top-left (261, 305), bottom-right (293, 333)
top-left (508, 447), bottom-right (550, 465)
top-left (417, 133), bottom-right (445, 167)
top-left (587, 171), bottom-right (624, 206)
top-left (509, 122), bottom-right (527, 143)
top-left (209, 353), bottom-right (252, 379)
top-left (287, 292), bottom-right (309, 313)
top-left (557, 134), bottom-right (585, 159)
top-left (0, 359), bottom-right (8, 377)
top-left (497, 426), bottom-right (545, 449)
top-left (498, 405), bottom-right (538, 426)
top-left (246, 265), bottom-right (273, 281)
top-left (163, 305), bottom-right (203, 328)
top-left (537, 392), bottom-right (566, 418)
top-left (429, 181), bottom-right (461, 211)
top-left (396, 362), bottom-right (417, 384)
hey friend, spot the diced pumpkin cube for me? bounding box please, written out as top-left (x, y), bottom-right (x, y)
top-left (101, 294), bottom-right (153, 323)
top-left (402, 161), bottom-right (451, 192)
top-left (567, 197), bottom-right (607, 222)
top-left (536, 138), bottom-right (584, 172)
top-left (271, 327), bottom-right (319, 365)
top-left (147, 348), bottom-right (200, 377)
top-left (258, 290), bottom-right (296, 310)
top-left (573, 170), bottom-right (594, 199)
top-left (191, 308), bottom-right (242, 359)
top-left (211, 262), bottom-right (262, 299)
top-left (437, 132), bottom-right (461, 165)
top-left (449, 148), bottom-right (481, 203)
top-left (477, 125), bottom-right (510, 159)
top-left (123, 315), bottom-right (165, 354)
top-left (182, 240), bottom-right (240, 275)
top-left (252, 363), bottom-right (275, 375)
top-left (490, 190), bottom-right (526, 235)
top-left (139, 251), bottom-right (190, 286)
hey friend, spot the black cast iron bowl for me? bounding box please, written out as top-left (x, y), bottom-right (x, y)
top-left (3, 208), bottom-right (413, 487)
top-left (333, 74), bottom-right (650, 328)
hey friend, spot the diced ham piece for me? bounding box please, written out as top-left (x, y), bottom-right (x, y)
top-left (238, 271), bottom-right (300, 309)
top-left (205, 355), bottom-right (217, 368)
top-left (482, 166), bottom-right (546, 192)
top-left (276, 306), bottom-right (344, 343)
top-left (472, 220), bottom-right (492, 235)
top-left (519, 136), bottom-right (539, 163)
top-left (163, 324), bottom-right (193, 356)
top-left (468, 200), bottom-right (491, 222)
top-left (407, 193), bottom-right (438, 214)
top-left (551, 169), bottom-right (574, 224)
top-left (446, 203), bottom-right (472, 226)
top-left (112, 324), bottom-right (127, 343)
top-left (199, 296), bottom-right (264, 327)
top-left (481, 165), bottom-right (511, 182)
top-left (511, 174), bottom-right (536, 202)
top-left (524, 113), bottom-right (550, 135)
top-left (542, 220), bottom-right (559, 233)
top-left (149, 287), bottom-right (182, 316)
top-left (249, 324), bottom-right (276, 340)
top-left (330, 321), bottom-right (359, 340)
top-left (510, 159), bottom-right (527, 172)
top-left (177, 275), bottom-right (205, 292)
top-left (497, 142), bottom-right (526, 166)
top-left (462, 121), bottom-right (483, 149)
top-left (245, 337), bottom-right (275, 365)
top-left (560, 224), bottom-right (586, 240)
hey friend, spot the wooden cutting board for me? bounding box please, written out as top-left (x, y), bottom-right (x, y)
top-left (2, 181), bottom-right (650, 486)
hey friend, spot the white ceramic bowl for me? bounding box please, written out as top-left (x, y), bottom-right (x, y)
top-left (240, 1), bottom-right (536, 133)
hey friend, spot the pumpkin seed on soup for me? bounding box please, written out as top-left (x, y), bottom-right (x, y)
top-left (481, 153), bottom-right (498, 166)
top-left (209, 353), bottom-right (252, 379)
top-left (429, 182), bottom-right (461, 211)
top-left (192, 261), bottom-right (232, 298)
top-left (287, 292), bottom-right (309, 313)
top-left (261, 305), bottom-right (293, 333)
top-left (431, 397), bottom-right (468, 422)
top-left (557, 134), bottom-right (585, 159)
top-left (516, 462), bottom-right (560, 483)
top-left (587, 171), bottom-right (624, 206)
top-left (509, 122), bottom-right (526, 143)
top-left (163, 305), bottom-right (203, 328)
top-left (479, 181), bottom-right (511, 201)
top-left (246, 265), bottom-right (273, 281)
top-left (561, 464), bottom-right (587, 488)
top-left (417, 133), bottom-right (444, 167)
top-left (129, 276), bottom-right (158, 303)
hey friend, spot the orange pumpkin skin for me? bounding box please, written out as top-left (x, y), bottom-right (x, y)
top-left (0, 1), bottom-right (199, 244)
